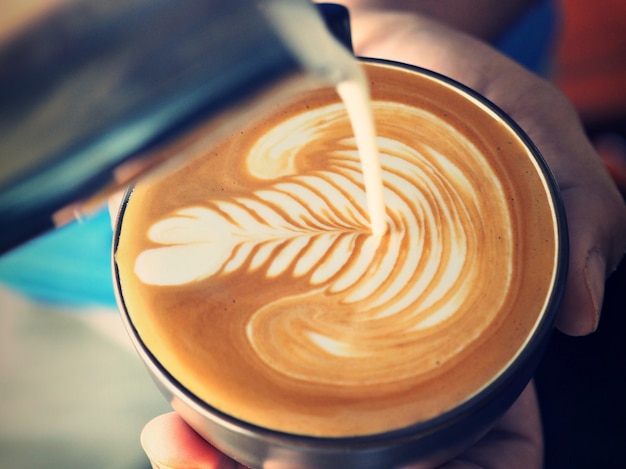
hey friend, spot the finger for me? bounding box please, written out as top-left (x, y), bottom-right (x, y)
top-left (435, 382), bottom-right (543, 469)
top-left (140, 412), bottom-right (245, 469)
top-left (540, 114), bottom-right (626, 335)
top-left (555, 187), bottom-right (608, 335)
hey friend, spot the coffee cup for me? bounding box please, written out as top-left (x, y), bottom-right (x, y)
top-left (113, 57), bottom-right (567, 468)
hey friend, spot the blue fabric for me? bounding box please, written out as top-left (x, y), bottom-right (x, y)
top-left (0, 1), bottom-right (558, 308)
top-left (495, 0), bottom-right (558, 76)
top-left (0, 208), bottom-right (117, 307)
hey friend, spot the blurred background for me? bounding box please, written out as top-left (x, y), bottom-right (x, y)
top-left (0, 0), bottom-right (625, 468)
top-left (555, 0), bottom-right (626, 194)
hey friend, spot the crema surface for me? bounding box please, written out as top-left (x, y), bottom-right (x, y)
top-left (115, 62), bottom-right (559, 437)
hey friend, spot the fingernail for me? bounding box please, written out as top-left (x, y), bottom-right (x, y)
top-left (582, 249), bottom-right (606, 331)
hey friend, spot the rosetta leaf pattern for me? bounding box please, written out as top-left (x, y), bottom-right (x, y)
top-left (131, 100), bottom-right (515, 386)
top-left (135, 165), bottom-right (371, 288)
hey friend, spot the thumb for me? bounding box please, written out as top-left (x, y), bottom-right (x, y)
top-left (141, 412), bottom-right (241, 469)
top-left (555, 182), bottom-right (626, 336)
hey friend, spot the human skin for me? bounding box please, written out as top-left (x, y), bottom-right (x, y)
top-left (128, 2), bottom-right (626, 468)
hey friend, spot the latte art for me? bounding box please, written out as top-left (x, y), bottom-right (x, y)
top-left (133, 100), bottom-right (512, 387)
top-left (115, 62), bottom-right (558, 437)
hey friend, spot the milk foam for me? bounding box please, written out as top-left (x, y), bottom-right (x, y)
top-left (133, 100), bottom-right (513, 385)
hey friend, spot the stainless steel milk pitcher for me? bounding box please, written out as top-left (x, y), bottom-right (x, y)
top-left (0, 1), bottom-right (353, 253)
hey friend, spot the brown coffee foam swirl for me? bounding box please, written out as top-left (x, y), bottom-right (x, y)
top-left (132, 100), bottom-right (512, 388)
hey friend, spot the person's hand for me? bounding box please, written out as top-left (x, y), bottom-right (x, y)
top-left (140, 382), bottom-right (542, 469)
top-left (339, 4), bottom-right (626, 336)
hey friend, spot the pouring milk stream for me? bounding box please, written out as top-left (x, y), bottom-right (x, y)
top-left (263, 0), bottom-right (388, 235)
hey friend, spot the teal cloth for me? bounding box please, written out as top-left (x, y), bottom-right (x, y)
top-left (0, 208), bottom-right (117, 306)
top-left (0, 0), bottom-right (558, 308)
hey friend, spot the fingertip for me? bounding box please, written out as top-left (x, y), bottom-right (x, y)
top-left (141, 412), bottom-right (223, 469)
top-left (555, 249), bottom-right (605, 336)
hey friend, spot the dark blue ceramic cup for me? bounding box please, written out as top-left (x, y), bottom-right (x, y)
top-left (113, 53), bottom-right (567, 468)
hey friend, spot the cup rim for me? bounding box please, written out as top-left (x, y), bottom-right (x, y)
top-left (112, 56), bottom-right (568, 447)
